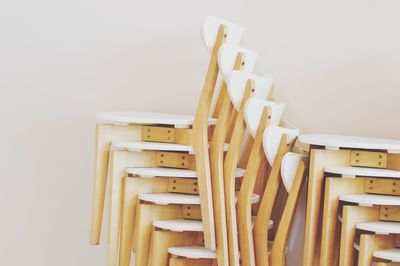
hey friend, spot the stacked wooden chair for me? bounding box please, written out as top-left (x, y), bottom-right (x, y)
top-left (90, 16), bottom-right (248, 266)
top-left (298, 134), bottom-right (400, 266)
top-left (90, 15), bottom-right (400, 266)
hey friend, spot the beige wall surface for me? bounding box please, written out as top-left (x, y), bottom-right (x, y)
top-left (0, 0), bottom-right (399, 265)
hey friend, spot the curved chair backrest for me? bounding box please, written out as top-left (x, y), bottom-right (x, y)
top-left (263, 125), bottom-right (299, 166)
top-left (281, 152), bottom-right (309, 192)
top-left (244, 98), bottom-right (285, 138)
top-left (227, 70), bottom-right (273, 111)
top-left (202, 16), bottom-right (244, 51)
top-left (218, 44), bottom-right (258, 78)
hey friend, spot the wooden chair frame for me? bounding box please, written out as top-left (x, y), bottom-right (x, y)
top-left (252, 137), bottom-right (299, 266)
top-left (237, 128), bottom-right (289, 266)
top-left (298, 144), bottom-right (400, 266)
top-left (320, 174), bottom-right (400, 266)
top-left (145, 66), bottom-right (256, 266)
top-left (89, 16), bottom-right (243, 248)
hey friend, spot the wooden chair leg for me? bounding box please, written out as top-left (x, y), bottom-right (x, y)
top-left (106, 150), bottom-right (154, 266)
top-left (90, 124), bottom-right (140, 245)
top-left (319, 177), bottom-right (364, 266)
top-left (118, 177), bottom-right (168, 266)
top-left (339, 205), bottom-right (380, 266)
top-left (358, 234), bottom-right (395, 266)
top-left (303, 149), bottom-right (351, 266)
top-left (148, 230), bottom-right (200, 266)
top-left (133, 204), bottom-right (184, 266)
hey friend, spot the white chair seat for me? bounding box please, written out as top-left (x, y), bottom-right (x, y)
top-left (112, 141), bottom-right (193, 153)
top-left (153, 218), bottom-right (273, 232)
top-left (356, 221), bottom-right (400, 234)
top-left (298, 134), bottom-right (400, 152)
top-left (127, 167), bottom-right (245, 179)
top-left (153, 219), bottom-right (204, 232)
top-left (339, 194), bottom-right (400, 206)
top-left (111, 141), bottom-right (230, 154)
top-left (95, 111), bottom-right (217, 127)
top-left (374, 248), bottom-right (400, 262)
top-left (139, 192), bottom-right (260, 205)
top-left (168, 241), bottom-right (275, 260)
top-left (168, 246), bottom-right (217, 259)
top-left (325, 166), bottom-right (400, 179)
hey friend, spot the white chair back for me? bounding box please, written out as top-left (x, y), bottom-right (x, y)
top-left (227, 70), bottom-right (273, 110)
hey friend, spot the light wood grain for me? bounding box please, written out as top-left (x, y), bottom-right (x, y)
top-left (192, 24), bottom-right (226, 250)
top-left (253, 134), bottom-right (288, 266)
top-left (118, 176), bottom-right (168, 266)
top-left (358, 234), bottom-right (395, 266)
top-left (339, 205), bottom-right (380, 266)
top-left (319, 177), bottom-right (364, 266)
top-left (270, 160), bottom-right (306, 266)
top-left (303, 149), bottom-right (351, 266)
top-left (90, 124), bottom-right (141, 245)
top-left (106, 150), bottom-right (155, 266)
top-left (148, 230), bottom-right (201, 266)
top-left (237, 105), bottom-right (271, 266)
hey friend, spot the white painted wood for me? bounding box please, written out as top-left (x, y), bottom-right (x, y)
top-left (325, 166), bottom-right (400, 179)
top-left (218, 44), bottom-right (258, 78)
top-left (280, 152), bottom-right (309, 192)
top-left (374, 248), bottom-right (400, 262)
top-left (127, 167), bottom-right (245, 179)
top-left (139, 193), bottom-right (201, 205)
top-left (356, 221), bottom-right (400, 234)
top-left (263, 126), bottom-right (300, 166)
top-left (139, 192), bottom-right (260, 205)
top-left (153, 218), bottom-right (272, 233)
top-left (96, 112), bottom-right (217, 127)
top-left (127, 167), bottom-right (197, 179)
top-left (244, 99), bottom-right (285, 138)
top-left (354, 243), bottom-right (360, 251)
top-left (339, 194), bottom-right (400, 206)
top-left (153, 219), bottom-right (204, 232)
top-left (298, 134), bottom-right (400, 152)
top-left (227, 70), bottom-right (273, 110)
top-left (202, 16), bottom-right (244, 51)
top-left (168, 246), bottom-right (217, 259)
top-left (111, 141), bottom-right (194, 153)
top-left (111, 141), bottom-right (232, 154)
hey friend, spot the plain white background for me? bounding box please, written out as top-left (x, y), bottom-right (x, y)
top-left (0, 0), bottom-right (399, 265)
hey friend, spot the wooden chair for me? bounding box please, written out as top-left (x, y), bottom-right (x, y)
top-left (118, 46), bottom-right (260, 266)
top-left (145, 71), bottom-right (274, 266)
top-left (297, 134), bottom-right (400, 266)
top-left (89, 15), bottom-right (244, 249)
top-left (319, 166), bottom-right (400, 266)
top-left (238, 123), bottom-right (299, 266)
top-left (91, 17), bottom-right (253, 266)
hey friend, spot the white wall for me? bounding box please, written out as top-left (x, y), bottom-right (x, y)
top-left (0, 0), bottom-right (399, 265)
